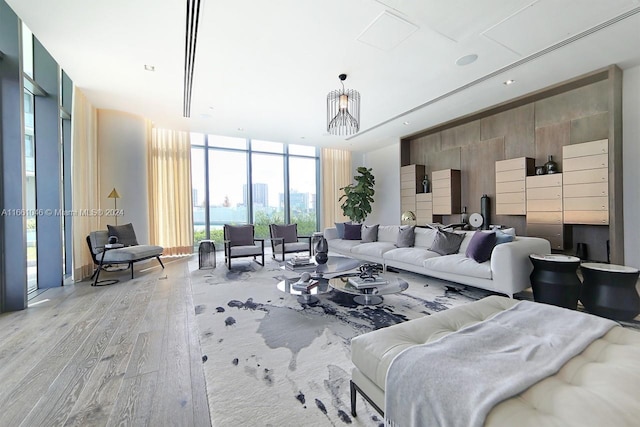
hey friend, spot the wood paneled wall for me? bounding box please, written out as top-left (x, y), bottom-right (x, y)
top-left (401, 66), bottom-right (623, 263)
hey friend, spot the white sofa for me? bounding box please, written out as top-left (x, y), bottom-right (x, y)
top-left (324, 225), bottom-right (550, 298)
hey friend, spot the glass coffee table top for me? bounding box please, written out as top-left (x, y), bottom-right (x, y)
top-left (328, 276), bottom-right (409, 306)
top-left (278, 256), bottom-right (362, 304)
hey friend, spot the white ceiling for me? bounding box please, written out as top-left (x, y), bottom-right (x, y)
top-left (7, 0), bottom-right (640, 152)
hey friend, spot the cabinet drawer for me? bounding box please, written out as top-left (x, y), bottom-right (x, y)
top-left (526, 223), bottom-right (563, 236)
top-left (562, 139), bottom-right (608, 159)
top-left (416, 210), bottom-right (432, 224)
top-left (562, 168), bottom-right (607, 185)
top-left (526, 174), bottom-right (562, 188)
top-left (527, 187), bottom-right (562, 200)
top-left (497, 192), bottom-right (525, 204)
top-left (563, 197), bottom-right (608, 211)
top-left (564, 210), bottom-right (609, 225)
top-left (496, 169), bottom-right (526, 183)
top-left (416, 201), bottom-right (432, 210)
top-left (563, 182), bottom-right (608, 198)
top-left (545, 235), bottom-right (565, 250)
top-left (432, 169), bottom-right (452, 180)
top-left (401, 188), bottom-right (414, 197)
top-left (401, 180), bottom-right (416, 190)
top-left (416, 193), bottom-right (432, 202)
top-left (496, 181), bottom-right (525, 193)
top-left (401, 196), bottom-right (415, 207)
top-left (431, 179), bottom-right (450, 190)
top-left (527, 198), bottom-right (562, 212)
top-left (496, 157), bottom-right (529, 172)
top-left (496, 203), bottom-right (526, 215)
top-left (433, 196), bottom-right (451, 207)
top-left (563, 154), bottom-right (608, 172)
top-left (527, 211), bottom-right (563, 224)
top-left (401, 165), bottom-right (418, 174)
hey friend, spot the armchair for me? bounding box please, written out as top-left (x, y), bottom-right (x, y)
top-left (269, 223), bottom-right (311, 262)
top-left (223, 224), bottom-right (265, 269)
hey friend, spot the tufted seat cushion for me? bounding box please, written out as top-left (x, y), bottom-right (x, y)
top-left (351, 295), bottom-right (640, 426)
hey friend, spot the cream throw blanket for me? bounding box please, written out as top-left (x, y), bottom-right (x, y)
top-left (385, 301), bottom-right (617, 427)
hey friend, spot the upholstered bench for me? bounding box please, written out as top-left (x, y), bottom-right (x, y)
top-left (87, 228), bottom-right (164, 284)
top-left (350, 295), bottom-right (640, 426)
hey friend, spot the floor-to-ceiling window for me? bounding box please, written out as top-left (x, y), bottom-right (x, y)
top-left (191, 135), bottom-right (319, 248)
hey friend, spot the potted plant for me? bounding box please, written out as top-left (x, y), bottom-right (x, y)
top-left (339, 166), bottom-right (375, 223)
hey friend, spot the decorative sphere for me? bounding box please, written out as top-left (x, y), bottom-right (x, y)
top-left (315, 252), bottom-right (328, 265)
top-left (300, 272), bottom-right (311, 282)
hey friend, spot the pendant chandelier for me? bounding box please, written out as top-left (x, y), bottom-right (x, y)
top-left (327, 74), bottom-right (360, 136)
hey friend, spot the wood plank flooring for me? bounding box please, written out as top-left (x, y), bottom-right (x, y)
top-left (0, 257), bottom-right (211, 427)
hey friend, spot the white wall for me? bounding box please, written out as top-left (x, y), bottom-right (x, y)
top-left (357, 138), bottom-right (401, 225)
top-left (97, 109), bottom-right (150, 244)
top-left (623, 65), bottom-right (640, 269)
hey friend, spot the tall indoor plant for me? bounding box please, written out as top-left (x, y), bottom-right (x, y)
top-left (339, 166), bottom-right (375, 223)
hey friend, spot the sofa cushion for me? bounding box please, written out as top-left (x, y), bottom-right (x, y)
top-left (494, 229), bottom-right (515, 245)
top-left (344, 223), bottom-right (362, 240)
top-left (466, 231), bottom-right (497, 263)
top-left (328, 238), bottom-right (361, 254)
top-left (225, 224), bottom-right (254, 246)
top-left (361, 224), bottom-right (379, 243)
top-left (270, 224), bottom-right (298, 243)
top-left (107, 223), bottom-right (139, 246)
top-left (378, 225), bottom-right (400, 244)
top-left (396, 226), bottom-right (415, 248)
top-left (414, 227), bottom-right (437, 248)
top-left (429, 229), bottom-right (464, 255)
top-left (351, 242), bottom-right (397, 259)
top-left (102, 245), bottom-right (163, 262)
top-left (335, 221), bottom-right (352, 239)
top-left (383, 247), bottom-right (440, 266)
top-left (423, 254), bottom-right (492, 280)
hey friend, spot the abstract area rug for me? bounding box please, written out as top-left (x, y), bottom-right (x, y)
top-left (190, 257), bottom-right (496, 426)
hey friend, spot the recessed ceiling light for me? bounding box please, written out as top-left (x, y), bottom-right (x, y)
top-left (237, 127), bottom-right (244, 131)
top-left (144, 64), bottom-right (155, 71)
top-left (300, 136), bottom-right (305, 139)
top-left (209, 106), bottom-right (214, 110)
top-left (504, 79), bottom-right (516, 85)
top-left (455, 54), bottom-right (478, 66)
top-left (403, 121), bottom-right (410, 125)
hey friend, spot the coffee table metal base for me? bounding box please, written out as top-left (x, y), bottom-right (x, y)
top-left (297, 293), bottom-right (319, 305)
top-left (353, 294), bottom-right (382, 306)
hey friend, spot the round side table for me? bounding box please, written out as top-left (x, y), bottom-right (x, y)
top-left (580, 263), bottom-right (640, 321)
top-left (529, 254), bottom-right (582, 309)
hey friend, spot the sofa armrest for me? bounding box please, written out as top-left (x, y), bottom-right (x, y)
top-left (491, 237), bottom-right (551, 297)
top-left (324, 227), bottom-right (339, 240)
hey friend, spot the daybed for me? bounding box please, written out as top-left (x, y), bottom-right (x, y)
top-left (350, 295), bottom-right (640, 426)
top-left (324, 225), bottom-right (550, 297)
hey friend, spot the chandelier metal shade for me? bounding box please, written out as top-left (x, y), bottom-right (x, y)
top-left (327, 74), bottom-right (360, 136)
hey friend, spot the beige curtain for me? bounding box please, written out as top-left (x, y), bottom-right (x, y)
top-left (321, 148), bottom-right (352, 229)
top-left (71, 88), bottom-right (100, 281)
top-left (148, 127), bottom-right (194, 255)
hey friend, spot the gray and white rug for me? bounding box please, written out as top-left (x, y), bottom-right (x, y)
top-left (190, 257), bottom-right (497, 426)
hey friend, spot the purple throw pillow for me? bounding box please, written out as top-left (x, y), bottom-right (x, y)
top-left (343, 223), bottom-right (362, 240)
top-left (465, 231), bottom-right (497, 263)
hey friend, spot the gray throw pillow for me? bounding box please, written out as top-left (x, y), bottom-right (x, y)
top-left (335, 221), bottom-right (352, 239)
top-left (429, 229), bottom-right (465, 255)
top-left (271, 224), bottom-right (298, 243)
top-left (361, 224), bottom-right (379, 243)
top-left (396, 225), bottom-right (415, 248)
top-left (107, 223), bottom-right (138, 246)
top-left (225, 225), bottom-right (254, 246)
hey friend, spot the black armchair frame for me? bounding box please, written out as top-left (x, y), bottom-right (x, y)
top-left (223, 224), bottom-right (265, 269)
top-left (268, 224), bottom-right (312, 262)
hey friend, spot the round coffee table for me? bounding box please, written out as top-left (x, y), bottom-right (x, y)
top-left (529, 254), bottom-right (582, 309)
top-left (580, 262), bottom-right (640, 321)
top-left (328, 276), bottom-right (408, 306)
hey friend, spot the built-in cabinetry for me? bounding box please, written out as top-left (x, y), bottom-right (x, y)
top-left (432, 169), bottom-right (461, 215)
top-left (526, 174), bottom-right (564, 250)
top-left (401, 164), bottom-right (425, 220)
top-left (495, 157), bottom-right (535, 215)
top-left (562, 139), bottom-right (609, 225)
top-left (416, 193), bottom-right (433, 224)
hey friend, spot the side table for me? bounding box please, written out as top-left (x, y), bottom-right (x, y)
top-left (93, 243), bottom-right (125, 286)
top-left (529, 254), bottom-right (582, 309)
top-left (198, 240), bottom-right (217, 269)
top-left (580, 263), bottom-right (640, 321)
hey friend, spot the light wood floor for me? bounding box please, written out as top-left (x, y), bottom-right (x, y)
top-left (0, 256), bottom-right (211, 427)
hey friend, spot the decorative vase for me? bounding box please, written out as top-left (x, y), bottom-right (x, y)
top-left (545, 155), bottom-right (558, 174)
top-left (315, 237), bottom-right (329, 265)
top-left (535, 166), bottom-right (545, 175)
top-left (460, 206), bottom-right (469, 224)
top-left (422, 175), bottom-right (429, 193)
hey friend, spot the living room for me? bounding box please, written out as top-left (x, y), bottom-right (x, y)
top-left (1, 1), bottom-right (640, 426)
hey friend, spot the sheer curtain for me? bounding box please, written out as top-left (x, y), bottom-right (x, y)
top-left (148, 127), bottom-right (194, 255)
top-left (71, 87), bottom-right (100, 281)
top-left (321, 148), bottom-right (352, 229)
